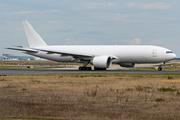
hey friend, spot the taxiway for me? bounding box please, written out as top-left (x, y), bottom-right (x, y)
top-left (0, 68), bottom-right (180, 75)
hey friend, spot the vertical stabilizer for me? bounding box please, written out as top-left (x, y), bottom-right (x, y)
top-left (22, 21), bottom-right (47, 47)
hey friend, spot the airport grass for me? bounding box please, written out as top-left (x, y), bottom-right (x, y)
top-left (0, 73), bottom-right (180, 119)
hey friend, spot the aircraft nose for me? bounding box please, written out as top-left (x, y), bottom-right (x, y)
top-left (166, 53), bottom-right (176, 61)
top-left (172, 53), bottom-right (176, 59)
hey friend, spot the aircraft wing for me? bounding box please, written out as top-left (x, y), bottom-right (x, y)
top-left (34, 48), bottom-right (93, 58)
top-left (35, 48), bottom-right (118, 59)
top-left (6, 47), bottom-right (93, 58)
top-left (6, 47), bottom-right (118, 59)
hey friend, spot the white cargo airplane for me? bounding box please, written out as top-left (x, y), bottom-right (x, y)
top-left (7, 21), bottom-right (176, 71)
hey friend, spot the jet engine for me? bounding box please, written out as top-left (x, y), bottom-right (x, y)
top-left (92, 56), bottom-right (112, 69)
top-left (119, 63), bottom-right (135, 67)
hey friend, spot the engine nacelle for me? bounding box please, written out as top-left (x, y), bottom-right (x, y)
top-left (92, 56), bottom-right (112, 68)
top-left (119, 63), bottom-right (135, 67)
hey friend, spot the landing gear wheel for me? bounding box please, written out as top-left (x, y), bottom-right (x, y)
top-left (79, 67), bottom-right (92, 71)
top-left (94, 67), bottom-right (106, 70)
top-left (158, 67), bottom-right (162, 71)
top-left (79, 67), bottom-right (82, 70)
top-left (86, 67), bottom-right (92, 70)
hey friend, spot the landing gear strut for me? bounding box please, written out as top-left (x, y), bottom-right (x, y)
top-left (79, 61), bottom-right (92, 70)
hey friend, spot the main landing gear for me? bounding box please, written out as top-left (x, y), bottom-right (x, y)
top-left (79, 61), bottom-right (92, 70)
top-left (78, 61), bottom-right (107, 71)
top-left (79, 66), bottom-right (92, 70)
top-left (94, 67), bottom-right (106, 70)
top-left (79, 67), bottom-right (107, 70)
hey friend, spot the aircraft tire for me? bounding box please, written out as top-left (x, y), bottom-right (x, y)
top-left (86, 67), bottom-right (92, 70)
top-left (94, 67), bottom-right (106, 70)
top-left (79, 67), bottom-right (92, 71)
top-left (158, 67), bottom-right (162, 71)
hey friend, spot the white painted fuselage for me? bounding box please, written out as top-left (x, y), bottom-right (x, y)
top-left (26, 45), bottom-right (176, 64)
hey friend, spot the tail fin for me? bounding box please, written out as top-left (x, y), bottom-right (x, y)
top-left (22, 21), bottom-right (47, 47)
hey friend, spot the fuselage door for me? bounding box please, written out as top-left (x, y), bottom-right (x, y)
top-left (152, 49), bottom-right (157, 57)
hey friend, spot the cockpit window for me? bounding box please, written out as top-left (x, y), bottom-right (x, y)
top-left (166, 51), bottom-right (173, 53)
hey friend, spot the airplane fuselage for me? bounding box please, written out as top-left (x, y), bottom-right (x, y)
top-left (26, 45), bottom-right (176, 64)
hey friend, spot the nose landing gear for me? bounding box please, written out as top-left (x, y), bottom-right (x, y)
top-left (158, 67), bottom-right (162, 71)
top-left (158, 62), bottom-right (165, 71)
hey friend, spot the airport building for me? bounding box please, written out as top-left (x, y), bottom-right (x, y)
top-left (0, 54), bottom-right (36, 61)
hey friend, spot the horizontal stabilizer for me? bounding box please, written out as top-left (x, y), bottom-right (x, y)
top-left (6, 47), bottom-right (39, 53)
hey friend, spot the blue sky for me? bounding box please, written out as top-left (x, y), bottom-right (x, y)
top-left (1, 0), bottom-right (180, 57)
